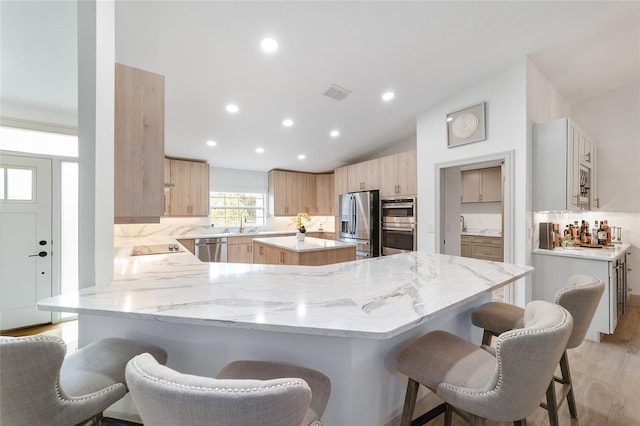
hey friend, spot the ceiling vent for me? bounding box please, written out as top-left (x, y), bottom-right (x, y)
top-left (323, 84), bottom-right (352, 101)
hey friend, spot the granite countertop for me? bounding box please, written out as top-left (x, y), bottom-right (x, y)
top-left (39, 248), bottom-right (532, 339)
top-left (461, 228), bottom-right (502, 237)
top-left (532, 243), bottom-right (630, 261)
top-left (253, 236), bottom-right (356, 252)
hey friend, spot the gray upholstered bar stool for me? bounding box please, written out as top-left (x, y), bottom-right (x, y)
top-left (0, 335), bottom-right (168, 425)
top-left (471, 274), bottom-right (604, 426)
top-left (126, 354), bottom-right (331, 426)
top-left (395, 300), bottom-right (573, 426)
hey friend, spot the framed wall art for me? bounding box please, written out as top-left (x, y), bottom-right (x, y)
top-left (446, 102), bottom-right (486, 148)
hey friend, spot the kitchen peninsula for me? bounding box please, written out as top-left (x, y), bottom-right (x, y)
top-left (39, 251), bottom-right (532, 425)
top-left (253, 236), bottom-right (356, 265)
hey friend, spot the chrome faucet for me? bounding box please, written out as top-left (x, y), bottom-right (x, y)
top-left (239, 214), bottom-right (246, 233)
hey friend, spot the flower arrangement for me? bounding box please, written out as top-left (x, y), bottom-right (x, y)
top-left (292, 212), bottom-right (311, 233)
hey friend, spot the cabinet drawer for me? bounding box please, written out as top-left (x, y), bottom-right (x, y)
top-left (471, 243), bottom-right (502, 261)
top-left (472, 236), bottom-right (501, 246)
top-left (227, 236), bottom-right (255, 245)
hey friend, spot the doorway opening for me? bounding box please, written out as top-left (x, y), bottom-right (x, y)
top-left (435, 151), bottom-right (514, 303)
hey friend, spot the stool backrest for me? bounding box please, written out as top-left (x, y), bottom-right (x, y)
top-left (125, 353), bottom-right (312, 426)
top-left (555, 274), bottom-right (605, 349)
top-left (438, 300), bottom-right (573, 422)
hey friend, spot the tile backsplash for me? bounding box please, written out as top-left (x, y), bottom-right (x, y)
top-left (114, 215), bottom-right (336, 239)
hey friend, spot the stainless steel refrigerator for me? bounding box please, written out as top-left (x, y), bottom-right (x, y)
top-left (339, 191), bottom-right (380, 259)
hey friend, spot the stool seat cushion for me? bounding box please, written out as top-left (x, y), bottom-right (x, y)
top-left (217, 360), bottom-right (331, 426)
top-left (61, 337), bottom-right (168, 396)
top-left (395, 330), bottom-right (497, 393)
top-left (471, 302), bottom-right (524, 336)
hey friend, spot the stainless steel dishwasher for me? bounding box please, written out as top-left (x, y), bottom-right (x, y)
top-left (195, 237), bottom-right (228, 262)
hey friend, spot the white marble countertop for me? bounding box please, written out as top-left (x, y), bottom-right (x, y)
top-left (253, 236), bottom-right (356, 252)
top-left (39, 248), bottom-right (532, 339)
top-left (461, 228), bottom-right (502, 237)
top-left (532, 243), bottom-right (630, 261)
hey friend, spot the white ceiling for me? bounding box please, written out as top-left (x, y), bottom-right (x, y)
top-left (2, 1), bottom-right (639, 173)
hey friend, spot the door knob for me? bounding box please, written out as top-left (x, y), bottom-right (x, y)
top-left (29, 251), bottom-right (48, 258)
top-left (39, 240), bottom-right (47, 246)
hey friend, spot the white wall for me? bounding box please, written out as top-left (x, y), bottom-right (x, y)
top-left (570, 81), bottom-right (640, 213)
top-left (417, 61), bottom-right (529, 304)
top-left (210, 167), bottom-right (268, 194)
top-left (78, 0), bottom-right (115, 287)
top-left (363, 135), bottom-right (417, 161)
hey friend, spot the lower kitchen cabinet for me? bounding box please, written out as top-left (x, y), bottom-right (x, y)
top-left (460, 235), bottom-right (503, 261)
top-left (253, 242), bottom-right (299, 265)
top-left (177, 238), bottom-right (195, 255)
top-left (532, 249), bottom-right (629, 342)
top-left (227, 236), bottom-right (254, 264)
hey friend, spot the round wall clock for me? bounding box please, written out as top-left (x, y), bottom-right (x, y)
top-left (451, 112), bottom-right (479, 139)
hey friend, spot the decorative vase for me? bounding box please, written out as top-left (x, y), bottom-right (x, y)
top-left (296, 232), bottom-right (305, 242)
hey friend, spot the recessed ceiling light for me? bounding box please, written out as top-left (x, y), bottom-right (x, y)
top-left (260, 37), bottom-right (278, 53)
top-left (297, 154), bottom-right (306, 160)
top-left (226, 104), bottom-right (239, 113)
top-left (382, 91), bottom-right (395, 101)
top-left (255, 147), bottom-right (265, 153)
top-left (446, 117), bottom-right (453, 122)
top-left (330, 130), bottom-right (340, 138)
top-left (206, 140), bottom-right (217, 147)
top-left (282, 119), bottom-right (294, 127)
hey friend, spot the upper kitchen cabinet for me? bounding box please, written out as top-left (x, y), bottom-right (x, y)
top-left (315, 173), bottom-right (334, 215)
top-left (165, 157), bottom-right (210, 216)
top-left (379, 150), bottom-right (417, 197)
top-left (114, 63), bottom-right (165, 224)
top-left (268, 170), bottom-right (317, 216)
top-left (347, 158), bottom-right (379, 192)
top-left (461, 166), bottom-right (502, 203)
top-left (533, 118), bottom-right (598, 211)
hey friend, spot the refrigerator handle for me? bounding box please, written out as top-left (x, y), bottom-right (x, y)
top-left (351, 196), bottom-right (356, 235)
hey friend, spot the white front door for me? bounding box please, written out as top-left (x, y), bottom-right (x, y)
top-left (0, 154), bottom-right (52, 330)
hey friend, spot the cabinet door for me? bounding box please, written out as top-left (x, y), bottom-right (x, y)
top-left (316, 174), bottom-right (334, 215)
top-left (379, 155), bottom-right (397, 197)
top-left (461, 171), bottom-right (480, 203)
top-left (228, 243), bottom-right (253, 263)
top-left (169, 159), bottom-right (192, 216)
top-left (269, 170), bottom-right (288, 216)
top-left (114, 63), bottom-right (165, 223)
top-left (480, 167), bottom-right (502, 202)
top-left (176, 238), bottom-right (195, 255)
top-left (347, 163), bottom-right (363, 192)
top-left (460, 236), bottom-right (472, 258)
top-left (303, 174), bottom-right (316, 215)
top-left (361, 159), bottom-right (380, 191)
top-left (592, 146), bottom-right (600, 209)
top-left (396, 150), bottom-right (417, 196)
top-left (190, 162), bottom-right (210, 216)
top-left (253, 242), bottom-right (266, 264)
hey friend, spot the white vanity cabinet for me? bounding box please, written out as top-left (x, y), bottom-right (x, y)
top-left (533, 118), bottom-right (598, 211)
top-left (532, 245), bottom-right (629, 342)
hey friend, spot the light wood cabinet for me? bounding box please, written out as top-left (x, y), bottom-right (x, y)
top-left (114, 63), bottom-right (165, 224)
top-left (227, 236), bottom-right (254, 263)
top-left (461, 167), bottom-right (502, 203)
top-left (268, 170), bottom-right (317, 216)
top-left (379, 150), bottom-right (417, 197)
top-left (315, 173), bottom-right (334, 215)
top-left (252, 241), bottom-right (355, 266)
top-left (347, 159), bottom-right (379, 192)
top-left (176, 238), bottom-right (195, 255)
top-left (533, 118), bottom-right (598, 211)
top-left (460, 235), bottom-right (503, 261)
top-left (165, 158), bottom-right (210, 216)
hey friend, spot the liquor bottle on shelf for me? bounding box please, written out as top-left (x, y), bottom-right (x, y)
top-left (604, 220), bottom-right (611, 246)
top-left (592, 221), bottom-right (599, 244)
top-left (597, 220), bottom-right (607, 245)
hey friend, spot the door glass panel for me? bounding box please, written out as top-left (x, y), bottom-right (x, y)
top-left (7, 168), bottom-right (33, 200)
top-left (0, 168), bottom-right (4, 199)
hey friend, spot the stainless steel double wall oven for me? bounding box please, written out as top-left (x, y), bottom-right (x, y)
top-left (381, 197), bottom-right (417, 255)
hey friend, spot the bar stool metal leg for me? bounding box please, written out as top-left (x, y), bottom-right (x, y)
top-left (400, 378), bottom-right (420, 426)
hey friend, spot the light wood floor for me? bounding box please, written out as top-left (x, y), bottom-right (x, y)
top-left (3, 307), bottom-right (639, 425)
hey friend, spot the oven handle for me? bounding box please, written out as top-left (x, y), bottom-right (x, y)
top-left (382, 203), bottom-right (414, 209)
top-left (382, 225), bottom-right (415, 232)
